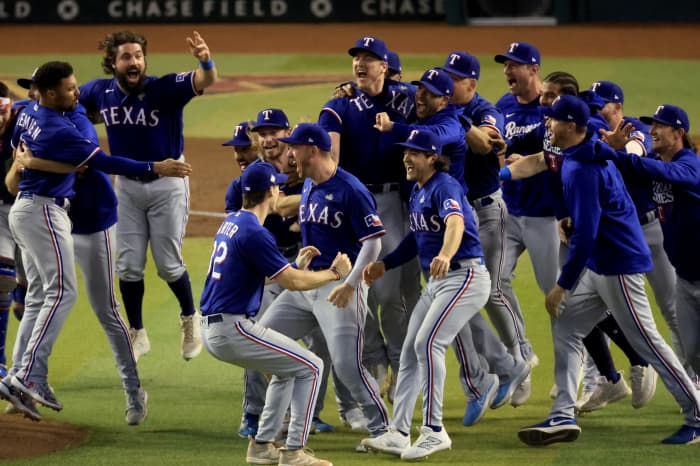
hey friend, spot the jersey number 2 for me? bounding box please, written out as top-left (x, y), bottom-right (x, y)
top-left (207, 241), bottom-right (228, 280)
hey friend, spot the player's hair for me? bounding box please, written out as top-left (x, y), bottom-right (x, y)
top-left (33, 61), bottom-right (73, 93)
top-left (0, 81), bottom-right (9, 98)
top-left (99, 31), bottom-right (148, 75)
top-left (682, 132), bottom-right (697, 152)
top-left (543, 71), bottom-right (579, 96)
top-left (433, 154), bottom-right (450, 172)
top-left (242, 190), bottom-right (268, 209)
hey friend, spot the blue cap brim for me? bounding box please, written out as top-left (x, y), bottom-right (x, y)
top-left (411, 80), bottom-right (448, 97)
top-left (222, 140), bottom-right (251, 147)
top-left (494, 53), bottom-right (528, 64)
top-left (442, 65), bottom-right (470, 79)
top-left (395, 141), bottom-right (439, 154)
top-left (348, 47), bottom-right (385, 60)
top-left (17, 78), bottom-right (33, 89)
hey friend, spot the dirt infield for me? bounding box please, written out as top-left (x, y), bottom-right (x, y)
top-left (0, 21), bottom-right (697, 459)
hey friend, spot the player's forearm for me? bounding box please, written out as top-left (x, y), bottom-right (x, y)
top-left (274, 194), bottom-right (301, 217)
top-left (88, 151), bottom-right (154, 177)
top-left (465, 126), bottom-right (493, 155)
top-left (278, 267), bottom-right (339, 291)
top-left (345, 236), bottom-right (381, 288)
top-left (194, 65), bottom-right (218, 92)
top-left (329, 132), bottom-right (341, 164)
top-left (21, 157), bottom-right (77, 174)
top-left (504, 152), bottom-right (547, 180)
top-left (437, 215), bottom-right (464, 260)
top-left (382, 232), bottom-right (418, 270)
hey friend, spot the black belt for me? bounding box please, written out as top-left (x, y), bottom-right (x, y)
top-left (639, 209), bottom-right (659, 226)
top-left (124, 172), bottom-right (161, 183)
top-left (366, 183), bottom-right (400, 194)
top-left (449, 257), bottom-right (485, 271)
top-left (18, 191), bottom-right (70, 210)
top-left (470, 195), bottom-right (495, 209)
top-left (201, 313), bottom-right (249, 325)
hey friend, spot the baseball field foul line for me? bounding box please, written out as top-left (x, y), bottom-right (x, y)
top-left (190, 209), bottom-right (227, 218)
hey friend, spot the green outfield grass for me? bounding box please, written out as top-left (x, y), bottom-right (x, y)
top-left (1, 51), bottom-right (698, 464)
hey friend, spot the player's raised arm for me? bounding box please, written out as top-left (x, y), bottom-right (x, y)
top-left (187, 31), bottom-right (217, 92)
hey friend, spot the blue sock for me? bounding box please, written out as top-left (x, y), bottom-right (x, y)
top-left (167, 271), bottom-right (195, 316)
top-left (0, 291), bottom-right (11, 366)
top-left (427, 424), bottom-right (442, 432)
top-left (120, 279), bottom-right (145, 329)
top-left (610, 371), bottom-right (621, 384)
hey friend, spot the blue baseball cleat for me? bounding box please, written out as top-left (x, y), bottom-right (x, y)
top-left (518, 417), bottom-right (581, 446)
top-left (661, 425), bottom-right (700, 445)
top-left (491, 360), bottom-right (531, 409)
top-left (238, 412), bottom-right (259, 438)
top-left (463, 374), bottom-right (498, 426)
top-left (311, 417), bottom-right (335, 433)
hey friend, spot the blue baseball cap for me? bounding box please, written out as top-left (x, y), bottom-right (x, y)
top-left (640, 104), bottom-right (690, 132)
top-left (494, 42), bottom-right (541, 65)
top-left (442, 51), bottom-right (480, 80)
top-left (578, 90), bottom-right (606, 111)
top-left (387, 50), bottom-right (402, 74)
top-left (395, 130), bottom-right (442, 155)
top-left (17, 67), bottom-right (38, 89)
top-left (241, 161), bottom-right (288, 193)
top-left (590, 81), bottom-right (624, 104)
top-left (222, 121), bottom-right (252, 147)
top-left (412, 68), bottom-right (453, 97)
top-left (542, 95), bottom-right (590, 127)
top-left (348, 36), bottom-right (388, 61)
top-left (251, 108), bottom-right (290, 132)
top-left (277, 123), bottom-right (332, 152)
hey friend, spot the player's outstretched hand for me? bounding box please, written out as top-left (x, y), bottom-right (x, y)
top-left (362, 261), bottom-right (386, 285)
top-left (330, 252), bottom-right (352, 278)
top-left (332, 81), bottom-right (356, 99)
top-left (429, 254), bottom-right (451, 280)
top-left (545, 285), bottom-right (566, 319)
top-left (490, 135), bottom-right (507, 156)
top-left (327, 282), bottom-right (354, 308)
top-left (374, 112), bottom-right (394, 132)
top-left (186, 31), bottom-right (211, 62)
top-left (295, 246), bottom-right (321, 270)
top-left (154, 159), bottom-right (192, 178)
top-left (599, 120), bottom-right (634, 150)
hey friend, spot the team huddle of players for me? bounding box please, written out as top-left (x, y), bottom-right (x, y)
top-left (0, 30), bottom-right (698, 466)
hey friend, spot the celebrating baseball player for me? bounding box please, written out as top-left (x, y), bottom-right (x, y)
top-left (200, 161), bottom-right (351, 466)
top-left (361, 130), bottom-right (491, 460)
top-left (78, 30), bottom-right (218, 361)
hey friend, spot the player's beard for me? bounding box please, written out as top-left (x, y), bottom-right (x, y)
top-left (116, 65), bottom-right (146, 93)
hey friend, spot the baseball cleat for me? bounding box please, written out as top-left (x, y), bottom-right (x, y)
top-left (180, 314), bottom-right (203, 360)
top-left (0, 364), bottom-right (7, 379)
top-left (578, 372), bottom-right (631, 412)
top-left (246, 438), bottom-right (280, 464)
top-left (0, 379), bottom-right (42, 421)
top-left (11, 376), bottom-right (63, 411)
top-left (630, 365), bottom-right (657, 409)
top-left (239, 412), bottom-right (260, 438)
top-left (278, 447), bottom-right (333, 465)
top-left (661, 425), bottom-right (700, 445)
top-left (492, 361), bottom-right (531, 409)
top-left (401, 426), bottom-right (451, 461)
top-left (360, 427), bottom-right (410, 456)
top-left (341, 407), bottom-right (369, 431)
top-left (463, 374), bottom-right (498, 426)
top-left (125, 388), bottom-right (148, 426)
top-left (311, 417), bottom-right (335, 433)
top-left (129, 327), bottom-right (151, 362)
top-left (510, 373), bottom-right (532, 407)
top-left (518, 417), bottom-right (581, 446)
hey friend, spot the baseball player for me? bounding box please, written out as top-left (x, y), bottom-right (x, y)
top-left (223, 121), bottom-right (260, 214)
top-left (318, 36), bottom-right (420, 408)
top-left (516, 95), bottom-right (700, 446)
top-left (360, 129), bottom-right (490, 460)
top-left (602, 105), bottom-right (700, 392)
top-left (78, 30), bottom-right (218, 361)
top-left (257, 122), bottom-right (391, 448)
top-left (494, 42), bottom-right (556, 405)
top-left (200, 161), bottom-right (350, 466)
top-left (0, 61), bottom-right (189, 419)
top-left (386, 50), bottom-right (403, 81)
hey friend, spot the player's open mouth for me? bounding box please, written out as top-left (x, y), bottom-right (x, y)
top-left (405, 165), bottom-right (414, 174)
top-left (127, 69), bottom-right (140, 80)
top-left (508, 78), bottom-right (517, 87)
top-left (356, 71), bottom-right (367, 78)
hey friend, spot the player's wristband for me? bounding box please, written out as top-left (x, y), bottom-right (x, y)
top-left (499, 167), bottom-right (512, 182)
top-left (199, 59), bottom-right (214, 70)
top-left (329, 267), bottom-right (341, 281)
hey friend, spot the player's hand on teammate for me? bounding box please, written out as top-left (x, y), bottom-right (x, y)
top-left (362, 261), bottom-right (386, 285)
top-left (374, 112), bottom-right (394, 132)
top-left (327, 282), bottom-right (354, 308)
top-left (429, 254), bottom-right (451, 279)
top-left (558, 217), bottom-right (574, 244)
top-left (153, 159), bottom-right (192, 177)
top-left (186, 31), bottom-right (211, 62)
top-left (545, 285), bottom-right (567, 319)
top-left (599, 119), bottom-right (635, 150)
top-left (330, 251), bottom-right (352, 278)
top-left (332, 81), bottom-right (356, 99)
top-left (295, 246), bottom-right (321, 270)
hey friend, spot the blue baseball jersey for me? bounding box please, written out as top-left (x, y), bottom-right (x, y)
top-left (460, 93), bottom-right (504, 200)
top-left (11, 103), bottom-right (99, 197)
top-left (557, 138), bottom-right (652, 290)
top-left (319, 79), bottom-right (415, 185)
top-left (65, 105), bottom-right (119, 234)
top-left (616, 117), bottom-right (656, 218)
top-left (299, 167), bottom-right (385, 269)
top-left (200, 210), bottom-right (291, 318)
top-left (409, 171), bottom-right (483, 269)
top-left (607, 147), bottom-right (700, 281)
top-left (79, 72), bottom-right (199, 162)
top-left (497, 93), bottom-right (555, 217)
top-left (392, 104), bottom-right (468, 194)
top-left (0, 103), bottom-right (27, 204)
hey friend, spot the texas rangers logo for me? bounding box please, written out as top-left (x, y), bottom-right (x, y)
top-left (448, 53), bottom-right (461, 65)
top-left (234, 125), bottom-right (244, 136)
top-left (508, 43), bottom-right (519, 53)
top-left (364, 214), bottom-right (383, 227)
top-left (262, 109), bottom-right (273, 121)
top-left (362, 37), bottom-right (375, 47)
top-left (443, 199), bottom-right (460, 210)
top-left (655, 105), bottom-right (664, 116)
top-left (591, 82), bottom-right (601, 92)
top-left (426, 69), bottom-right (439, 80)
top-left (409, 129), bottom-right (421, 140)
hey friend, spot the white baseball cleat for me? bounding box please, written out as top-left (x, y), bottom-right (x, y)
top-left (180, 314), bottom-right (203, 361)
top-left (400, 426), bottom-right (451, 461)
top-left (578, 372), bottom-right (631, 412)
top-left (630, 365), bottom-right (657, 409)
top-left (341, 407), bottom-right (369, 431)
top-left (511, 373), bottom-right (532, 407)
top-left (125, 388), bottom-right (148, 426)
top-left (278, 447), bottom-right (333, 466)
top-left (246, 438), bottom-right (280, 464)
top-left (360, 427), bottom-right (410, 456)
top-left (129, 327), bottom-right (151, 362)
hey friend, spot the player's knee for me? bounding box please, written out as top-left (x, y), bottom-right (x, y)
top-left (117, 268), bottom-right (145, 282)
top-left (0, 257), bottom-right (17, 293)
top-left (157, 264), bottom-right (186, 283)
